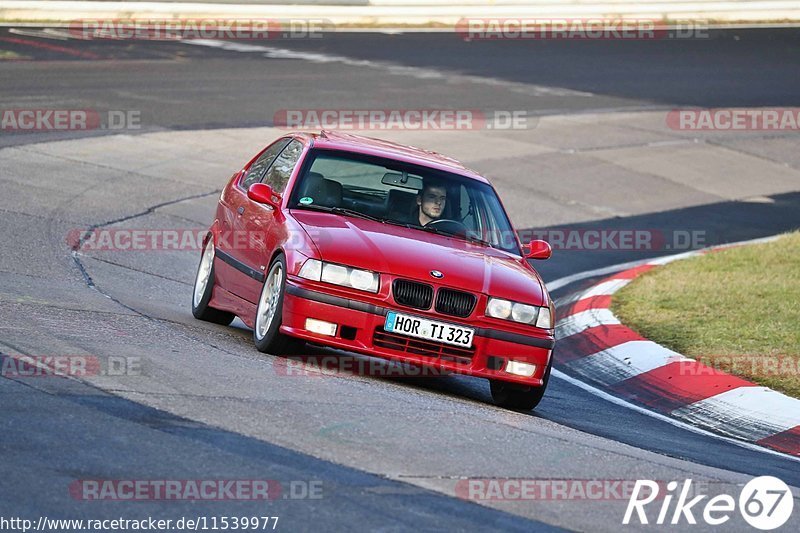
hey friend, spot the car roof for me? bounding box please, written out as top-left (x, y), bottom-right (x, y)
top-left (291, 130), bottom-right (489, 184)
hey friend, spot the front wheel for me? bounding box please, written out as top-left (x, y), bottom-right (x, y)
top-left (192, 239), bottom-right (235, 326)
top-left (253, 254), bottom-right (299, 354)
top-left (490, 360), bottom-right (551, 411)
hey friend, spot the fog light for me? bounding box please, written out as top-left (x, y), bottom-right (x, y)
top-left (305, 318), bottom-right (337, 337)
top-left (505, 360), bottom-right (537, 377)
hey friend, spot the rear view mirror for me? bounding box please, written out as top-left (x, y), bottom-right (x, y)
top-left (381, 171), bottom-right (423, 191)
top-left (247, 183), bottom-right (281, 209)
top-left (525, 239), bottom-right (552, 260)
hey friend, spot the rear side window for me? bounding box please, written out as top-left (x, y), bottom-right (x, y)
top-left (240, 138), bottom-right (291, 190)
top-left (263, 139), bottom-right (304, 194)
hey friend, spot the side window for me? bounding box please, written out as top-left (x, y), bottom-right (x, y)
top-left (240, 139), bottom-right (290, 190)
top-left (263, 139), bottom-right (304, 194)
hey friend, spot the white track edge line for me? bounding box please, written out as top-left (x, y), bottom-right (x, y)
top-left (546, 233), bottom-right (797, 462)
top-left (551, 368), bottom-right (800, 464)
top-left (545, 257), bottom-right (650, 292)
top-left (545, 235), bottom-right (781, 293)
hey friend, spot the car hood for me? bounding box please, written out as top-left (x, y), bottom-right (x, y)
top-left (290, 210), bottom-right (546, 306)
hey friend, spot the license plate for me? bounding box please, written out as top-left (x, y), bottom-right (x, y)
top-left (384, 311), bottom-right (474, 348)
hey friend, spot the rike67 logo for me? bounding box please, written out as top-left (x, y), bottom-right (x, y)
top-left (624, 477), bottom-right (794, 529)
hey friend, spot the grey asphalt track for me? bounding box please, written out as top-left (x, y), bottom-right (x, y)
top-left (1, 28), bottom-right (799, 532)
top-left (2, 28), bottom-right (799, 145)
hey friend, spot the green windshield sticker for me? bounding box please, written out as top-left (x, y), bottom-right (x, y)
top-left (299, 197), bottom-right (313, 205)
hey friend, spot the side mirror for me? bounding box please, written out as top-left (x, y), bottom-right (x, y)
top-left (247, 183), bottom-right (281, 209)
top-left (525, 239), bottom-right (552, 260)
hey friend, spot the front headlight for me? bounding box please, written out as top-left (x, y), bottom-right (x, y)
top-left (486, 297), bottom-right (512, 319)
top-left (486, 297), bottom-right (552, 329)
top-left (298, 259), bottom-right (379, 293)
top-left (512, 303), bottom-right (538, 324)
top-left (348, 268), bottom-right (378, 292)
top-left (322, 263), bottom-right (348, 285)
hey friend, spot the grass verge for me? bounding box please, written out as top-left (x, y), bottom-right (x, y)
top-left (612, 231), bottom-right (800, 398)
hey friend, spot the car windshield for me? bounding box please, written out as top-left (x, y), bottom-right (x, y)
top-left (288, 148), bottom-right (521, 255)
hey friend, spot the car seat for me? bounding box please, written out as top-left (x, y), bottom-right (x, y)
top-left (298, 172), bottom-right (342, 208)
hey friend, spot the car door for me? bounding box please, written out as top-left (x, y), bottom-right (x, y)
top-left (234, 138), bottom-right (306, 303)
top-left (218, 137), bottom-right (291, 302)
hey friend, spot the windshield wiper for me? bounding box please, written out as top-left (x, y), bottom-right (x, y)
top-left (417, 224), bottom-right (446, 236)
top-left (294, 204), bottom-right (384, 223)
top-left (330, 206), bottom-right (384, 222)
top-left (417, 224), bottom-right (497, 249)
top-left (460, 233), bottom-right (496, 249)
top-left (295, 205), bottom-right (498, 249)
top-left (384, 217), bottom-right (499, 249)
top-left (381, 219), bottom-right (417, 230)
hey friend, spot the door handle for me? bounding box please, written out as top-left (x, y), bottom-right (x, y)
top-left (237, 206), bottom-right (245, 215)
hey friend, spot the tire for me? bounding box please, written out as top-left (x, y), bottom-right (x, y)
top-left (192, 239), bottom-right (235, 326)
top-left (253, 254), bottom-right (299, 354)
top-left (490, 359), bottom-right (552, 411)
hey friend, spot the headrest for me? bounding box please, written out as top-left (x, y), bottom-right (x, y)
top-left (299, 172), bottom-right (342, 208)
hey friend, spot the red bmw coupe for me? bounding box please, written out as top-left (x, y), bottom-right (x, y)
top-left (192, 131), bottom-right (555, 409)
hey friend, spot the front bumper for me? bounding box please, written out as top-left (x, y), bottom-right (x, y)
top-left (281, 280), bottom-right (554, 386)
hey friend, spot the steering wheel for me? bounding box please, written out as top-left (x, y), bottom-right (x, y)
top-left (426, 218), bottom-right (468, 237)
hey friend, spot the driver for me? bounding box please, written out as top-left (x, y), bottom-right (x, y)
top-left (415, 180), bottom-right (447, 226)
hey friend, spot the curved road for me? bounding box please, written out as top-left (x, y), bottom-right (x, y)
top-left (1, 28), bottom-right (800, 531)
